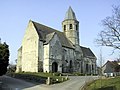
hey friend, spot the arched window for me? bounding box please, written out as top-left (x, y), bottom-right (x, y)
top-left (86, 64), bottom-right (88, 72)
top-left (64, 25), bottom-right (66, 31)
top-left (69, 24), bottom-right (72, 29)
top-left (92, 64), bottom-right (94, 70)
top-left (52, 62), bottom-right (58, 72)
top-left (70, 60), bottom-right (72, 68)
top-left (69, 60), bottom-right (73, 72)
top-left (76, 24), bottom-right (78, 30)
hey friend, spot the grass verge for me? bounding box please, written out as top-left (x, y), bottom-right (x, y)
top-left (84, 76), bottom-right (120, 90)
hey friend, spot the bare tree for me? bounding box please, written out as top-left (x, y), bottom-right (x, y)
top-left (99, 47), bottom-right (103, 88)
top-left (96, 6), bottom-right (120, 50)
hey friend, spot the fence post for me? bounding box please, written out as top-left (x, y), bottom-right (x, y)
top-left (46, 77), bottom-right (51, 85)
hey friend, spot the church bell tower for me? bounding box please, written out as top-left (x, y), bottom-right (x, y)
top-left (62, 6), bottom-right (79, 45)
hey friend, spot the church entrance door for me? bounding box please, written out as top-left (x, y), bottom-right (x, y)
top-left (52, 62), bottom-right (58, 72)
top-left (69, 60), bottom-right (73, 72)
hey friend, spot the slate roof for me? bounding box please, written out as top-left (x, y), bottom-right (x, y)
top-left (44, 32), bottom-right (55, 44)
top-left (102, 60), bottom-right (120, 73)
top-left (103, 61), bottom-right (119, 68)
top-left (32, 21), bottom-right (74, 49)
top-left (64, 6), bottom-right (77, 20)
top-left (80, 46), bottom-right (96, 58)
top-left (110, 61), bottom-right (119, 66)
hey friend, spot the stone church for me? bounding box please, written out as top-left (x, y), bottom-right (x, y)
top-left (16, 7), bottom-right (97, 74)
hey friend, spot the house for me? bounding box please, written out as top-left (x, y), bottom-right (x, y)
top-left (16, 7), bottom-right (97, 74)
top-left (102, 60), bottom-right (120, 77)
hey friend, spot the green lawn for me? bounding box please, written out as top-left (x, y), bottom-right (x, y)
top-left (85, 76), bottom-right (120, 90)
top-left (9, 72), bottom-right (67, 84)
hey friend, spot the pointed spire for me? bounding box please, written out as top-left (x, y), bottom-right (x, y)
top-left (64, 6), bottom-right (77, 20)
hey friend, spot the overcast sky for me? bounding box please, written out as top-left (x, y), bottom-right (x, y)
top-left (0, 0), bottom-right (120, 65)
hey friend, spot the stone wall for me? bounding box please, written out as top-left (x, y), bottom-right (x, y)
top-left (43, 33), bottom-right (63, 73)
top-left (62, 20), bottom-right (79, 45)
top-left (21, 21), bottom-right (39, 72)
top-left (82, 57), bottom-right (97, 74)
top-left (16, 47), bottom-right (22, 72)
top-left (62, 47), bottom-right (75, 72)
top-left (38, 41), bottom-right (44, 72)
top-left (43, 44), bottom-right (50, 72)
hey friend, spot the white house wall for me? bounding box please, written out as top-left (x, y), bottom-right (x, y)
top-left (102, 63), bottom-right (114, 74)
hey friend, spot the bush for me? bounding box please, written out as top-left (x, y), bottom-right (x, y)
top-left (8, 72), bottom-right (67, 84)
top-left (53, 72), bottom-right (62, 76)
top-left (0, 42), bottom-right (9, 76)
top-left (13, 73), bottom-right (46, 83)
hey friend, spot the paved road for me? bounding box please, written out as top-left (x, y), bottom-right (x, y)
top-left (0, 75), bottom-right (98, 90)
top-left (24, 76), bottom-right (98, 90)
top-left (0, 75), bottom-right (35, 90)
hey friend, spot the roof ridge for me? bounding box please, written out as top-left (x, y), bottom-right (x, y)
top-left (80, 46), bottom-right (89, 49)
